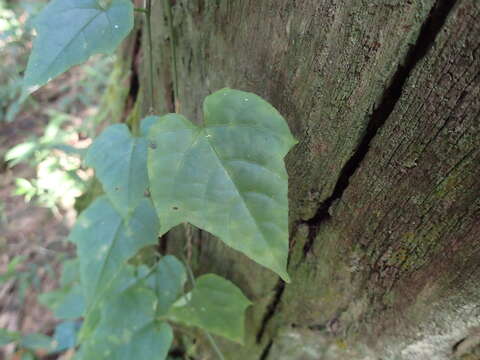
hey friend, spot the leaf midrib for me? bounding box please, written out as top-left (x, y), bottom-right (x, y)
top-left (91, 214), bottom-right (123, 300)
top-left (35, 6), bottom-right (111, 84)
top-left (202, 128), bottom-right (278, 263)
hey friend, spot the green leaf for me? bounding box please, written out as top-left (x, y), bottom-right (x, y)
top-left (60, 258), bottom-right (81, 286)
top-left (82, 322), bottom-right (172, 360)
top-left (39, 259), bottom-right (86, 320)
top-left (68, 196), bottom-right (159, 306)
top-left (147, 88), bottom-right (297, 281)
top-left (52, 321), bottom-right (80, 352)
top-left (4, 141), bottom-right (38, 167)
top-left (80, 284), bottom-right (172, 360)
top-left (140, 115), bottom-right (160, 137)
top-left (22, 0), bottom-right (133, 97)
top-left (0, 328), bottom-right (21, 346)
top-left (146, 255), bottom-right (187, 316)
top-left (39, 284), bottom-right (86, 319)
top-left (19, 333), bottom-right (55, 351)
top-left (54, 285), bottom-right (86, 319)
top-left (168, 274), bottom-right (251, 343)
top-left (85, 124), bottom-right (149, 219)
top-left (20, 352), bottom-right (35, 360)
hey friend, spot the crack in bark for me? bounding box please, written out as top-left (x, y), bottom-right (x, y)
top-left (301, 0), bottom-right (457, 258)
top-left (254, 2), bottom-right (457, 354)
top-left (256, 280), bottom-right (285, 344)
top-left (258, 340), bottom-right (273, 360)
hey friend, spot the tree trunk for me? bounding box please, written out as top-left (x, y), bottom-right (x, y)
top-left (123, 0), bottom-right (480, 358)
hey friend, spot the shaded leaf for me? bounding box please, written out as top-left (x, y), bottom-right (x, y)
top-left (146, 255), bottom-right (187, 316)
top-left (39, 258), bottom-right (85, 320)
top-left (168, 274), bottom-right (251, 343)
top-left (60, 258), bottom-right (81, 286)
top-left (54, 285), bottom-right (86, 319)
top-left (0, 328), bottom-right (21, 346)
top-left (147, 88), bottom-right (296, 281)
top-left (22, 0), bottom-right (133, 97)
top-left (19, 333), bottom-right (55, 351)
top-left (39, 284), bottom-right (85, 320)
top-left (85, 124), bottom-right (149, 218)
top-left (140, 115), bottom-right (160, 137)
top-left (80, 283), bottom-right (172, 360)
top-left (52, 321), bottom-right (81, 352)
top-left (68, 196), bottom-right (159, 306)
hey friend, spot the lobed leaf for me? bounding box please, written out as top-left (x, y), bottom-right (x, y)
top-left (22, 0), bottom-right (133, 98)
top-left (147, 88), bottom-right (297, 281)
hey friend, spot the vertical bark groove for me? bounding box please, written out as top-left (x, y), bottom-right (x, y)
top-left (256, 280), bottom-right (285, 344)
top-left (258, 340), bottom-right (273, 360)
top-left (301, 0), bottom-right (457, 258)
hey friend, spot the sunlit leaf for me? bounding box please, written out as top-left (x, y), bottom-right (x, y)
top-left (168, 274), bottom-right (251, 343)
top-left (4, 141), bottom-right (38, 167)
top-left (22, 0), bottom-right (133, 97)
top-left (147, 88), bottom-right (297, 281)
top-left (86, 124), bottom-right (149, 219)
top-left (68, 196), bottom-right (159, 306)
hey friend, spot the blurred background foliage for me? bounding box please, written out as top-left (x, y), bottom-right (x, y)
top-left (0, 0), bottom-right (118, 358)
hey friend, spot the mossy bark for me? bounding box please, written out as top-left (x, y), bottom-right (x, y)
top-left (128, 0), bottom-right (480, 358)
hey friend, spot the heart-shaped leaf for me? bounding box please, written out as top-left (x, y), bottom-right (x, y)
top-left (86, 124), bottom-right (149, 219)
top-left (147, 89), bottom-right (297, 281)
top-left (22, 0), bottom-right (133, 97)
top-left (168, 274), bottom-right (251, 343)
top-left (68, 196), bottom-right (159, 306)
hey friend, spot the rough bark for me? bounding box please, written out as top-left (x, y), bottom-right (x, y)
top-left (128, 0), bottom-right (480, 358)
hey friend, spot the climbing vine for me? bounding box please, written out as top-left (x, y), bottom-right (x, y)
top-left (15, 0), bottom-right (296, 358)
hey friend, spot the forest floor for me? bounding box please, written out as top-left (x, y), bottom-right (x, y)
top-left (0, 68), bottom-right (110, 360)
top-left (0, 3), bottom-right (111, 356)
top-left (0, 112), bottom-right (73, 359)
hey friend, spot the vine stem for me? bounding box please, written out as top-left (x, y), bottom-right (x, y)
top-left (162, 0), bottom-right (179, 111)
top-left (181, 255), bottom-right (226, 360)
top-left (146, 0), bottom-right (155, 112)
